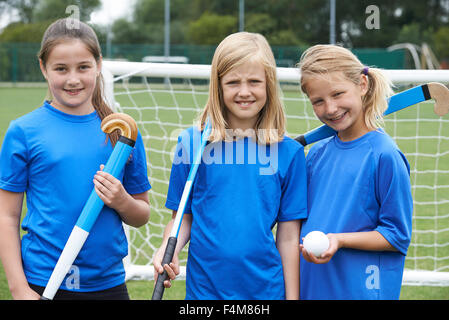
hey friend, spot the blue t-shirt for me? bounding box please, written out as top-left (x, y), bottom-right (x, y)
top-left (300, 129), bottom-right (413, 300)
top-left (166, 127), bottom-right (308, 299)
top-left (0, 102), bottom-right (151, 292)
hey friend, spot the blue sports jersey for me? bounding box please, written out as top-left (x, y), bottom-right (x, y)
top-left (0, 102), bottom-right (151, 292)
top-left (300, 129), bottom-right (413, 300)
top-left (166, 127), bottom-right (307, 300)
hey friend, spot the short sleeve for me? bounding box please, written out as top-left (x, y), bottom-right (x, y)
top-left (375, 150), bottom-right (413, 255)
top-left (278, 146), bottom-right (308, 222)
top-left (0, 121), bottom-right (29, 192)
top-left (122, 131), bottom-right (152, 194)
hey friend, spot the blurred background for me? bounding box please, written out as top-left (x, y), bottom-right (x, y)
top-left (1, 0), bottom-right (449, 83)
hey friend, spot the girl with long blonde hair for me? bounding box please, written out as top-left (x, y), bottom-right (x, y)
top-left (154, 32), bottom-right (307, 299)
top-left (298, 44), bottom-right (413, 300)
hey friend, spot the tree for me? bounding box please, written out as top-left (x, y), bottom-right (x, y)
top-left (187, 12), bottom-right (237, 45)
top-left (245, 13), bottom-right (276, 36)
top-left (109, 0), bottom-right (449, 49)
top-left (32, 0), bottom-right (101, 22)
top-left (0, 0), bottom-right (100, 24)
top-left (4, 0), bottom-right (449, 52)
top-left (0, 20), bottom-right (51, 41)
top-left (111, 0), bottom-right (197, 44)
top-left (334, 0), bottom-right (449, 48)
top-left (433, 26), bottom-right (449, 60)
top-left (111, 18), bottom-right (148, 44)
top-left (0, 0), bottom-right (102, 43)
top-left (0, 0), bottom-right (40, 23)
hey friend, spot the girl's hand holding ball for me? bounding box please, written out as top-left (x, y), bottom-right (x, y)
top-left (301, 231), bottom-right (339, 264)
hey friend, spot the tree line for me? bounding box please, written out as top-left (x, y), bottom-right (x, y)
top-left (2, 0), bottom-right (449, 59)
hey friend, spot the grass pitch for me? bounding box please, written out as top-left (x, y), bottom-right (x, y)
top-left (0, 85), bottom-right (448, 300)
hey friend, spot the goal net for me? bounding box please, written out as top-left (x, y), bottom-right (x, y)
top-left (102, 60), bottom-right (449, 287)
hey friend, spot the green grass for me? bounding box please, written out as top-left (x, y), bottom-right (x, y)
top-left (1, 85), bottom-right (449, 300)
top-left (127, 280), bottom-right (187, 300)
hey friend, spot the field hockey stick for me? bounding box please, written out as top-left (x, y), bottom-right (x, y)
top-left (152, 119), bottom-right (212, 300)
top-left (40, 113), bottom-right (138, 300)
top-left (295, 82), bottom-right (449, 146)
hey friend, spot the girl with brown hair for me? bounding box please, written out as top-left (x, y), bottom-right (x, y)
top-left (0, 18), bottom-right (151, 300)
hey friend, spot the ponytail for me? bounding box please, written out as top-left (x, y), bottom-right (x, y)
top-left (362, 67), bottom-right (394, 130)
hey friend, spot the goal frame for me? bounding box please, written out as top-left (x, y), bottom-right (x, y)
top-left (102, 60), bottom-right (449, 287)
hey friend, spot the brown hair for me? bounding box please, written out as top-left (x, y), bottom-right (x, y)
top-left (298, 44), bottom-right (394, 130)
top-left (38, 18), bottom-right (119, 145)
top-left (199, 32), bottom-right (285, 144)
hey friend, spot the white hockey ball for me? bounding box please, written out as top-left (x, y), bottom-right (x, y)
top-left (303, 231), bottom-right (330, 257)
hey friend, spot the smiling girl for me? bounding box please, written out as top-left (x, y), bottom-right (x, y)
top-left (0, 18), bottom-right (151, 300)
top-left (153, 32), bottom-right (307, 300)
top-left (298, 44), bottom-right (413, 300)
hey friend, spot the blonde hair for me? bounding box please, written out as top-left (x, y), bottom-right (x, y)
top-left (199, 32), bottom-right (285, 144)
top-left (298, 44), bottom-right (394, 130)
top-left (38, 18), bottom-right (119, 146)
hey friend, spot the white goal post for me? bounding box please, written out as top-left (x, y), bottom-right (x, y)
top-left (102, 60), bottom-right (449, 287)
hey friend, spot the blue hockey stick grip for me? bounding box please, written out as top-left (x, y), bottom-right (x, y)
top-left (75, 136), bottom-right (135, 232)
top-left (295, 84), bottom-right (430, 146)
top-left (385, 84), bottom-right (428, 115)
